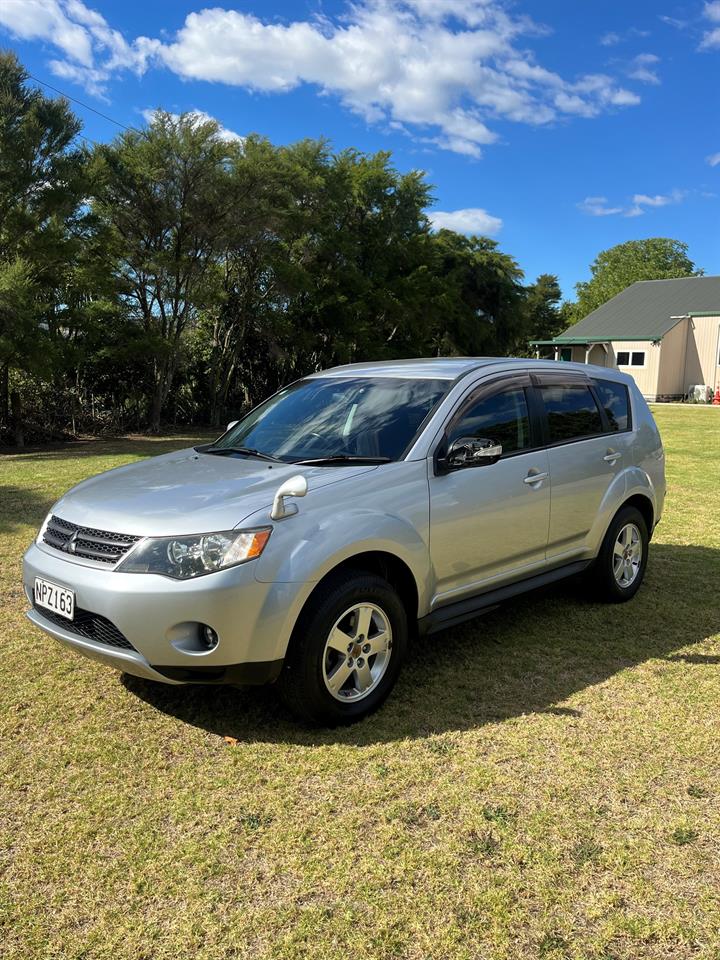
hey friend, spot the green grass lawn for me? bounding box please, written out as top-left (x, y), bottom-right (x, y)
top-left (1, 409), bottom-right (719, 960)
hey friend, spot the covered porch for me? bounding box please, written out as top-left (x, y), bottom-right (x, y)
top-left (530, 338), bottom-right (611, 365)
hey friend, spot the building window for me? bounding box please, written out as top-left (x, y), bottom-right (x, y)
top-left (559, 348), bottom-right (572, 362)
top-left (616, 350), bottom-right (645, 367)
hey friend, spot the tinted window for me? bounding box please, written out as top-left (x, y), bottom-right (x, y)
top-left (214, 377), bottom-right (449, 462)
top-left (616, 351), bottom-right (630, 366)
top-left (593, 379), bottom-right (630, 432)
top-left (448, 387), bottom-right (530, 454)
top-left (540, 384), bottom-right (603, 443)
top-left (631, 351), bottom-right (645, 366)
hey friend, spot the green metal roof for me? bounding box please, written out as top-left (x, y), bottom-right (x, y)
top-left (547, 275), bottom-right (720, 344)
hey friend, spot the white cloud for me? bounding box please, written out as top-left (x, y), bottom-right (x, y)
top-left (0, 0), bottom-right (646, 157)
top-left (701, 1), bottom-right (720, 48)
top-left (141, 108), bottom-right (243, 143)
top-left (579, 189), bottom-right (686, 218)
top-left (707, 152), bottom-right (720, 166)
top-left (0, 0), bottom-right (158, 94)
top-left (577, 196), bottom-right (624, 217)
top-left (627, 53), bottom-right (661, 85)
top-left (600, 26), bottom-right (651, 45)
top-left (429, 207), bottom-right (503, 235)
top-left (659, 14), bottom-right (688, 29)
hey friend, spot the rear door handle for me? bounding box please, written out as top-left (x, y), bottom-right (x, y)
top-left (524, 471), bottom-right (549, 484)
top-left (603, 450), bottom-right (622, 463)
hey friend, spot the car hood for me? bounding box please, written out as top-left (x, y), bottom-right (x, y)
top-left (49, 448), bottom-right (379, 536)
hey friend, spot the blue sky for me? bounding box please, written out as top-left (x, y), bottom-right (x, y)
top-left (1, 0), bottom-right (718, 298)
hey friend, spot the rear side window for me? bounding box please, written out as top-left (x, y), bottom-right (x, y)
top-left (593, 379), bottom-right (631, 432)
top-left (539, 384), bottom-right (603, 443)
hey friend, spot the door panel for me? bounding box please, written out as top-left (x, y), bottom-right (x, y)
top-left (428, 379), bottom-right (550, 602)
top-left (545, 437), bottom-right (626, 556)
top-left (535, 379), bottom-right (632, 558)
top-left (429, 450), bottom-right (551, 600)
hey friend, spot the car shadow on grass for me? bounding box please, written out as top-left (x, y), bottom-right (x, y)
top-left (122, 542), bottom-right (720, 746)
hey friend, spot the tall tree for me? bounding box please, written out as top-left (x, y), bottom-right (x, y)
top-left (524, 273), bottom-right (564, 346)
top-left (92, 111), bottom-right (239, 431)
top-left (572, 238), bottom-right (699, 320)
top-left (0, 50), bottom-right (87, 443)
top-left (426, 231), bottom-right (527, 356)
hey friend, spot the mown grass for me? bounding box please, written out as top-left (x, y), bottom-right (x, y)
top-left (1, 409), bottom-right (719, 960)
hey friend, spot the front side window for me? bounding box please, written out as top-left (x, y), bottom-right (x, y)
top-left (539, 384), bottom-right (603, 443)
top-left (593, 378), bottom-right (631, 432)
top-left (212, 376), bottom-right (449, 463)
top-left (447, 387), bottom-right (531, 454)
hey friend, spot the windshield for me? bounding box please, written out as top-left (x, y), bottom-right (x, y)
top-left (211, 376), bottom-right (450, 463)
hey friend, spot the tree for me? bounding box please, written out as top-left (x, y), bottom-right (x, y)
top-left (573, 238), bottom-right (699, 320)
top-left (0, 50), bottom-right (88, 443)
top-left (425, 231), bottom-right (527, 356)
top-left (92, 111), bottom-right (239, 431)
top-left (522, 273), bottom-right (565, 350)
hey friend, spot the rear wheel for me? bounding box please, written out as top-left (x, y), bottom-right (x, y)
top-left (590, 506), bottom-right (649, 602)
top-left (278, 570), bottom-right (408, 724)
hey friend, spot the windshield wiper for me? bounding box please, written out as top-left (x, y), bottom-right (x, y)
top-left (203, 445), bottom-right (284, 463)
top-left (293, 455), bottom-right (391, 465)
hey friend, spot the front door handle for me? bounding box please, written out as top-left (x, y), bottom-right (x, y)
top-left (524, 471), bottom-right (549, 485)
top-left (603, 450), bottom-right (622, 463)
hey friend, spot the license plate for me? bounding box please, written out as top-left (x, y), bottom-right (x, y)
top-left (34, 577), bottom-right (75, 620)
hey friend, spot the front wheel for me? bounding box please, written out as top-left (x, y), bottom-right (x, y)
top-left (590, 506), bottom-right (649, 603)
top-left (278, 570), bottom-right (408, 724)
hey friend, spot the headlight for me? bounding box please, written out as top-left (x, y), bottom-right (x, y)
top-left (117, 528), bottom-right (271, 579)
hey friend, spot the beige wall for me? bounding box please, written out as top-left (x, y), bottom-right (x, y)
top-left (607, 340), bottom-right (661, 399)
top-left (657, 318), bottom-right (689, 397)
top-left (683, 315), bottom-right (720, 392)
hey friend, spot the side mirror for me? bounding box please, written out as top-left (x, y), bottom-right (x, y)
top-left (444, 436), bottom-right (503, 471)
top-left (271, 474), bottom-right (308, 520)
top-left (226, 420), bottom-right (239, 432)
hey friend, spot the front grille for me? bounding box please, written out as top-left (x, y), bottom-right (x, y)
top-left (43, 515), bottom-right (141, 565)
top-left (33, 602), bottom-right (136, 651)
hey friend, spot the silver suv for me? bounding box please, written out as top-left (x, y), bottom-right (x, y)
top-left (23, 358), bottom-right (665, 724)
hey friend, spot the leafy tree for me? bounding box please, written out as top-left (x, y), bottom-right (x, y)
top-left (426, 231), bottom-right (527, 356)
top-left (523, 274), bottom-right (564, 346)
top-left (0, 50), bottom-right (88, 443)
top-left (573, 238), bottom-right (699, 320)
top-left (92, 111), bottom-right (239, 431)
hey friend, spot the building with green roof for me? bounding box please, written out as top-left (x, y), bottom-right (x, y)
top-left (531, 276), bottom-right (720, 401)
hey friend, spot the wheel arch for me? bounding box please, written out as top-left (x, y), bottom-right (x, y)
top-left (618, 493), bottom-right (655, 539)
top-left (294, 550), bottom-right (420, 629)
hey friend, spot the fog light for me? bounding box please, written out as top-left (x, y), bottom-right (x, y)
top-left (201, 625), bottom-right (219, 650)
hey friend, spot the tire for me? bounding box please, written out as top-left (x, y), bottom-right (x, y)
top-left (278, 569), bottom-right (408, 725)
top-left (589, 506), bottom-right (649, 603)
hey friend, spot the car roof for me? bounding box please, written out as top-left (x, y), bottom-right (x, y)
top-left (309, 358), bottom-right (507, 380)
top-left (307, 357), bottom-right (632, 383)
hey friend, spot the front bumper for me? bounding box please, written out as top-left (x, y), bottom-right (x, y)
top-left (23, 541), bottom-right (295, 685)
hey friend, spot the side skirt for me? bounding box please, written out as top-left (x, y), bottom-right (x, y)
top-left (418, 560), bottom-right (592, 636)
